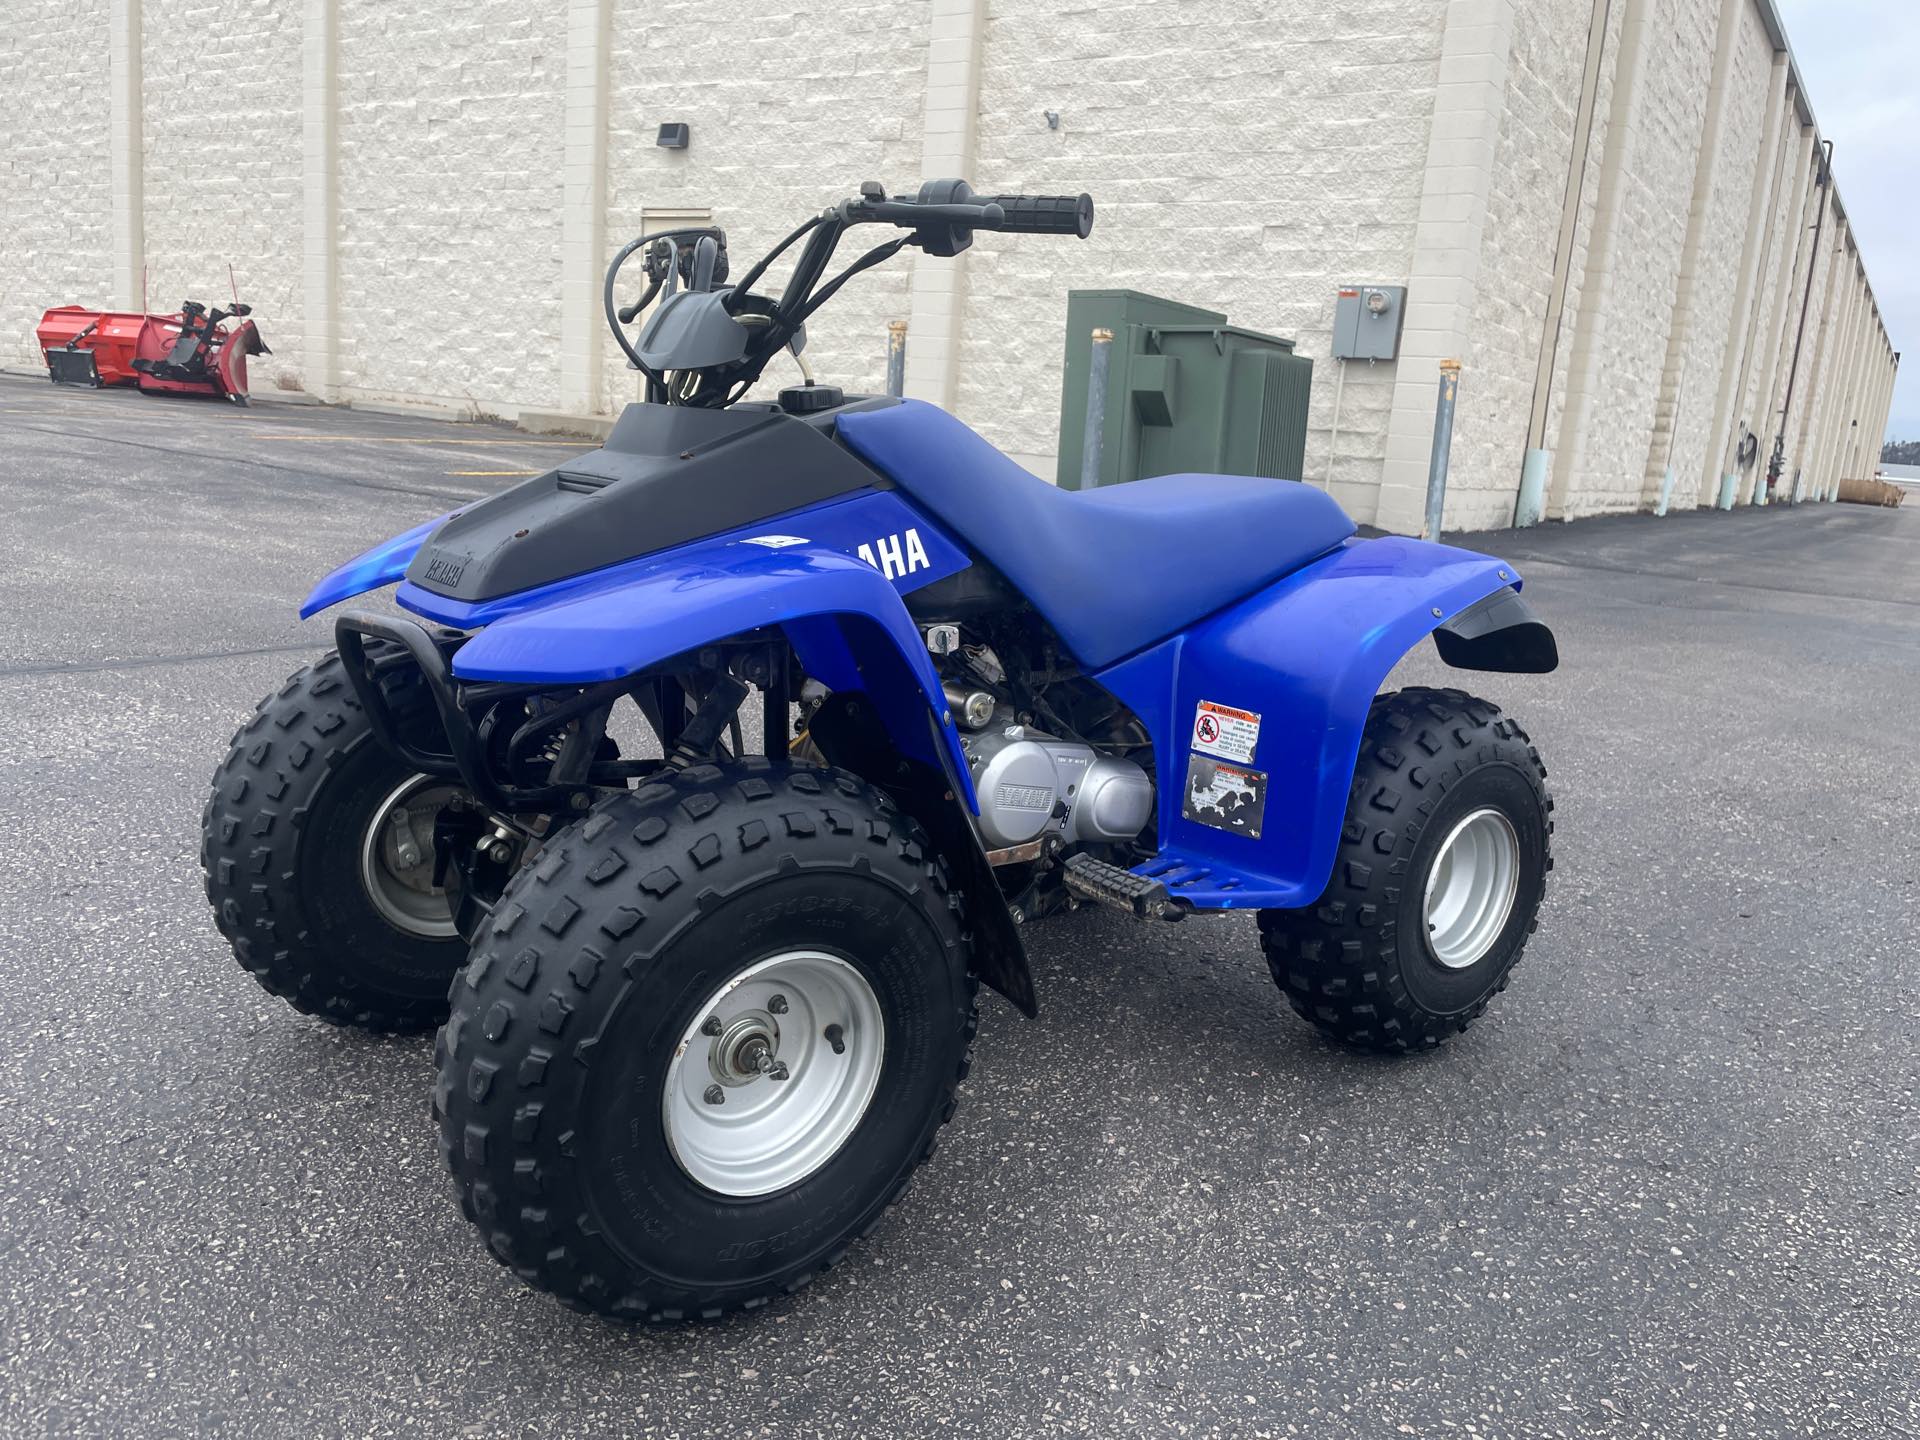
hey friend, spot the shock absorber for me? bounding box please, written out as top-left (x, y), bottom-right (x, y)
top-left (665, 672), bottom-right (750, 770)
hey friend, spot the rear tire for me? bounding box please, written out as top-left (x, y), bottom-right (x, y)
top-left (1258, 687), bottom-right (1552, 1052)
top-left (433, 760), bottom-right (977, 1322)
top-left (201, 651), bottom-right (469, 1032)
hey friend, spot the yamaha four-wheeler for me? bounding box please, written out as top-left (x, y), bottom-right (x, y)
top-left (203, 181), bottom-right (1558, 1322)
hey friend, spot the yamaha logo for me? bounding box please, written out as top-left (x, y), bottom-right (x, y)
top-left (424, 551), bottom-right (469, 587)
top-left (855, 528), bottom-right (931, 581)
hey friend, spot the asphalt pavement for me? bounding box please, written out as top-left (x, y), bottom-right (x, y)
top-left (1, 372), bottom-right (1915, 1438)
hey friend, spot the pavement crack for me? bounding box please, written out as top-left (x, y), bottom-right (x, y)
top-left (0, 641), bottom-right (321, 681)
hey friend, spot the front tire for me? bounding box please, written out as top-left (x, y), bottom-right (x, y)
top-left (1258, 687), bottom-right (1552, 1052)
top-left (433, 761), bottom-right (977, 1322)
top-left (201, 651), bottom-right (469, 1032)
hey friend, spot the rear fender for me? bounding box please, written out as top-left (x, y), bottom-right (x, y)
top-left (1095, 536), bottom-right (1544, 910)
top-left (1432, 585), bottom-right (1559, 674)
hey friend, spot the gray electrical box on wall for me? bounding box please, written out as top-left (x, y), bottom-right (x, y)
top-left (1332, 285), bottom-right (1407, 361)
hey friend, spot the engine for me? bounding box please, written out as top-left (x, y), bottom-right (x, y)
top-left (962, 716), bottom-right (1154, 852)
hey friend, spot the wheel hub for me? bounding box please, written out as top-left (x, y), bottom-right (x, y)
top-left (358, 774), bottom-right (462, 939)
top-left (709, 1010), bottom-right (785, 1086)
top-left (663, 950), bottom-right (884, 1197)
top-left (1422, 806), bottom-right (1521, 970)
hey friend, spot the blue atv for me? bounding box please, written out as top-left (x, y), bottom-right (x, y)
top-left (203, 182), bottom-right (1557, 1322)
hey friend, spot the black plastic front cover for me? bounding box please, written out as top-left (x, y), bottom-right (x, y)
top-left (406, 402), bottom-right (891, 604)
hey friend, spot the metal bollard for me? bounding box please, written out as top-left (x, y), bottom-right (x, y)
top-left (1424, 359), bottom-right (1462, 541)
top-left (885, 320), bottom-right (907, 398)
top-left (1080, 327), bottom-right (1114, 490)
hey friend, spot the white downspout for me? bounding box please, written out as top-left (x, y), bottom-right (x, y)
top-left (108, 0), bottom-right (144, 312)
top-left (903, 0), bottom-right (988, 412)
top-left (1515, 0), bottom-right (1613, 527)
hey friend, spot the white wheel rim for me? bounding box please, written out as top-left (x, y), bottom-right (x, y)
top-left (662, 950), bottom-right (885, 1198)
top-left (358, 774), bottom-right (460, 939)
top-left (1422, 806), bottom-right (1521, 970)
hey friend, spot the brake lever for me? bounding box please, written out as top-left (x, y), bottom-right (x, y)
top-left (617, 240), bottom-right (677, 324)
top-left (616, 279), bottom-right (661, 326)
top-left (856, 200), bottom-right (1006, 229)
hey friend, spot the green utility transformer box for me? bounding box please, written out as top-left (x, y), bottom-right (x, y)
top-left (1056, 290), bottom-right (1313, 491)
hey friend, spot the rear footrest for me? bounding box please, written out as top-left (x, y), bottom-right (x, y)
top-left (1062, 852), bottom-right (1179, 920)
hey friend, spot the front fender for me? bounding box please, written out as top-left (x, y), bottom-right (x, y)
top-left (425, 536), bottom-right (976, 809)
top-left (407, 531), bottom-right (1035, 1013)
top-left (1095, 536), bottom-right (1531, 909)
top-left (298, 513), bottom-right (452, 620)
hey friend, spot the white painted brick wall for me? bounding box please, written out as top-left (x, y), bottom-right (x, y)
top-left (1731, 126), bottom-right (1814, 497)
top-left (1557, 0), bottom-right (1721, 518)
top-left (958, 0), bottom-right (1449, 503)
top-left (1538, 0), bottom-right (1627, 482)
top-left (1661, 0), bottom-right (1770, 502)
top-left (1446, 0), bottom-right (1595, 532)
top-left (334, 1), bottom-right (568, 415)
top-left (599, 0), bottom-right (931, 415)
top-left (0, 0), bottom-right (1896, 532)
top-left (1782, 201), bottom-right (1844, 482)
top-left (1758, 173), bottom-right (1830, 479)
top-left (140, 0), bottom-right (305, 394)
top-left (0, 1), bottom-right (114, 372)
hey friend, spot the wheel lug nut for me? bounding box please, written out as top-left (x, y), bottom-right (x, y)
top-left (824, 1024), bottom-right (845, 1054)
top-left (702, 1084), bottom-right (725, 1106)
top-left (767, 994), bottom-right (789, 1015)
top-left (700, 1015), bottom-right (723, 1036)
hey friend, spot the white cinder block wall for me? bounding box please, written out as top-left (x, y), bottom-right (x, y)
top-left (958, 0), bottom-right (1448, 514)
top-left (598, 0), bottom-right (931, 416)
top-left (334, 2), bottom-right (568, 414)
top-left (1448, 0), bottom-right (1595, 533)
top-left (0, 0), bottom-right (1896, 532)
top-left (0, 2), bottom-right (115, 379)
top-left (140, 0), bottom-right (305, 395)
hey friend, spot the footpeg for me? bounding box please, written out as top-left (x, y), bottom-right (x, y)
top-left (1062, 852), bottom-right (1179, 920)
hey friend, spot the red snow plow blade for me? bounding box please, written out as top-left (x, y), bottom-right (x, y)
top-left (35, 301), bottom-right (269, 404)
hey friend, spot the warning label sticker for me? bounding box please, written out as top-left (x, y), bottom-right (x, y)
top-left (1191, 700), bottom-right (1260, 765)
top-left (1182, 756), bottom-right (1267, 840)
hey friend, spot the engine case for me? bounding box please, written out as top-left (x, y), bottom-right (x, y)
top-left (964, 721), bottom-right (1153, 851)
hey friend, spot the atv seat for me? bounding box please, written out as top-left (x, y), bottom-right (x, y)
top-left (837, 400), bottom-right (1357, 669)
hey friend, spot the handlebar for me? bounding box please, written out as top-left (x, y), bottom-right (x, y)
top-left (973, 193), bottom-right (1095, 238)
top-left (860, 199), bottom-right (1007, 230)
top-left (853, 192), bottom-right (1094, 239)
top-left (603, 181), bottom-right (1096, 406)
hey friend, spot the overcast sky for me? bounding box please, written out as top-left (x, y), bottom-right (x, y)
top-left (1778, 0), bottom-right (1915, 441)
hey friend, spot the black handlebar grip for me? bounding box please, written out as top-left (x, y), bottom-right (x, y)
top-left (977, 193), bottom-right (1094, 238)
